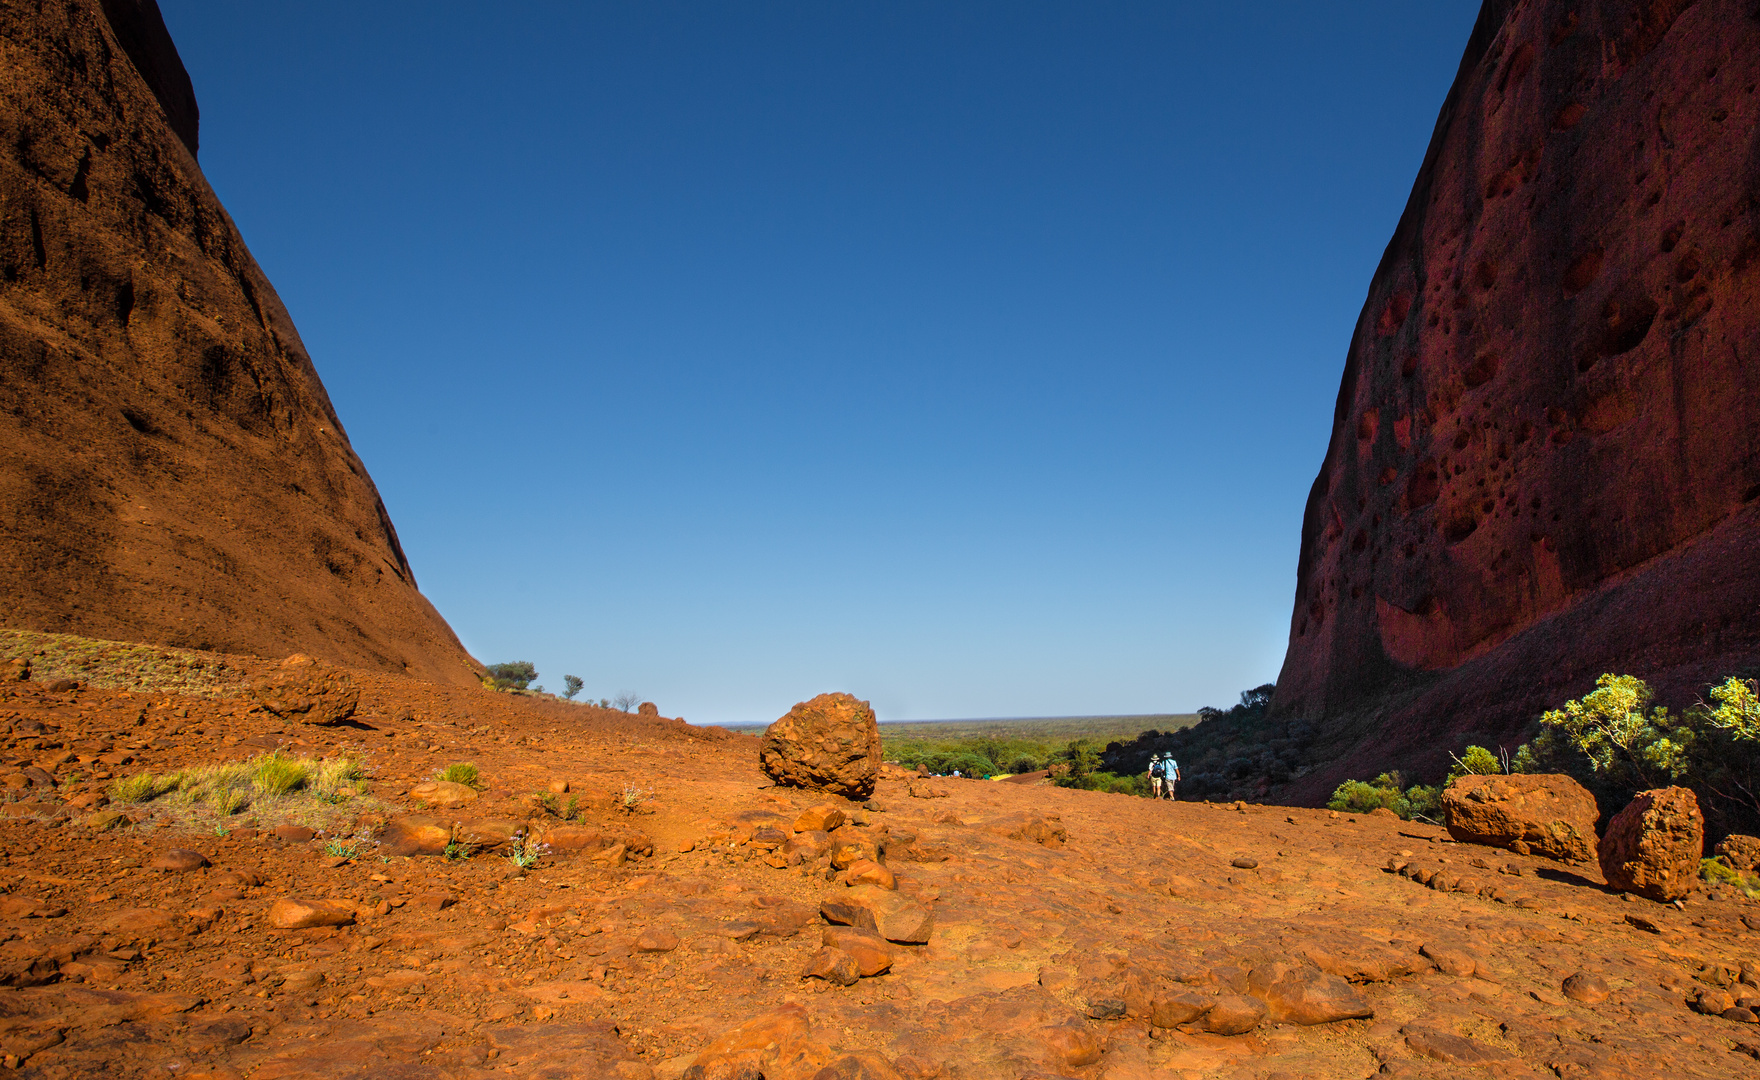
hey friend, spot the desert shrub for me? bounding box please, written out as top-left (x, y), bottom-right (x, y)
top-left (435, 762), bottom-right (481, 788)
top-left (562, 675), bottom-right (584, 701)
top-left (1404, 783), bottom-right (1443, 821)
top-left (254, 752), bottom-right (310, 796)
top-left (107, 752), bottom-right (363, 818)
top-left (1006, 754), bottom-right (1044, 774)
top-left (1701, 857), bottom-right (1760, 898)
top-left (1328, 776), bottom-right (1405, 815)
top-left (1447, 745), bottom-right (1505, 780)
top-left (1327, 772), bottom-right (1442, 821)
top-left (612, 691), bottom-right (642, 712)
top-left (109, 772), bottom-right (174, 803)
top-left (485, 661), bottom-right (537, 691)
top-left (312, 756), bottom-right (365, 799)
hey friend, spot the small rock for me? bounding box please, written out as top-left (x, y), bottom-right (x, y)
top-left (1724, 1007), bottom-right (1759, 1024)
top-left (1202, 994), bottom-right (1265, 1035)
top-left (377, 816), bottom-right (451, 857)
top-left (150, 849), bottom-right (209, 872)
top-left (266, 897), bottom-right (355, 929)
top-left (1230, 857), bottom-right (1259, 870)
top-left (273, 825), bottom-right (316, 843)
top-left (843, 859), bottom-right (896, 890)
top-left (409, 780), bottom-right (479, 810)
top-left (281, 969), bottom-right (325, 991)
top-left (635, 929), bottom-right (680, 953)
top-left (810, 1053), bottom-right (905, 1080)
top-left (1405, 1030), bottom-right (1512, 1066)
top-left (1036, 1021), bottom-right (1104, 1068)
top-left (821, 927), bottom-right (893, 976)
top-left (830, 838), bottom-right (883, 870)
top-left (803, 947), bottom-right (860, 986)
top-left (1419, 942), bottom-right (1477, 977)
top-left (549, 780), bottom-right (570, 794)
top-left (795, 804), bottom-right (847, 833)
top-left (1085, 998), bottom-right (1127, 1020)
top-left (414, 892), bottom-right (455, 910)
top-left (1149, 991), bottom-right (1214, 1028)
top-left (1561, 972), bottom-right (1608, 1004)
top-left (82, 810), bottom-right (125, 831)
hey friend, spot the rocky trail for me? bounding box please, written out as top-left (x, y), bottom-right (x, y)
top-left (0, 651), bottom-right (1755, 1079)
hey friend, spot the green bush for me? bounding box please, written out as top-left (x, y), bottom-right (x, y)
top-left (435, 762), bottom-right (481, 788)
top-left (1327, 772), bottom-right (1442, 821)
top-left (562, 675), bottom-right (584, 700)
top-left (485, 661), bottom-right (537, 692)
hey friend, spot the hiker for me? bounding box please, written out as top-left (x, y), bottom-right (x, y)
top-left (1163, 755), bottom-right (1181, 800)
top-left (1147, 753), bottom-right (1165, 799)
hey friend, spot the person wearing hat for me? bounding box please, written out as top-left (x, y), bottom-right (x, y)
top-left (1147, 753), bottom-right (1166, 800)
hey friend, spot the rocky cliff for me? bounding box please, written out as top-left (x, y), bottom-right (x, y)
top-left (1275, 0), bottom-right (1760, 796)
top-left (0, 1), bottom-right (480, 685)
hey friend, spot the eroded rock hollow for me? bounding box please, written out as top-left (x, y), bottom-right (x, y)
top-left (0, 1), bottom-right (478, 683)
top-left (1274, 0), bottom-right (1760, 796)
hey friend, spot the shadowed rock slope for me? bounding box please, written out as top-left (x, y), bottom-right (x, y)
top-left (1274, 0), bottom-right (1760, 798)
top-left (0, 1), bottom-right (479, 684)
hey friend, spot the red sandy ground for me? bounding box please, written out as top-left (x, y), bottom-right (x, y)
top-left (1, 650), bottom-right (1758, 1078)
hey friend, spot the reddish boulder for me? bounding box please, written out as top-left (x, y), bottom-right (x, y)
top-left (1598, 787), bottom-right (1704, 902)
top-left (1716, 834), bottom-right (1760, 873)
top-left (1270, 0), bottom-right (1760, 797)
top-left (247, 656), bottom-right (360, 726)
top-left (1442, 774), bottom-right (1599, 862)
top-left (760, 693), bottom-right (881, 799)
top-left (1247, 964), bottom-right (1374, 1025)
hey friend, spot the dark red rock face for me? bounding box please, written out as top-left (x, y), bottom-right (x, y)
top-left (0, 2), bottom-right (479, 684)
top-left (1275, 0), bottom-right (1760, 793)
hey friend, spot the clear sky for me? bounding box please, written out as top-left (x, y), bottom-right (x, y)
top-left (159, 1), bottom-right (1483, 726)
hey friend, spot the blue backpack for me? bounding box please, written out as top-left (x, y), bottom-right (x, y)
top-left (1149, 759), bottom-right (1164, 779)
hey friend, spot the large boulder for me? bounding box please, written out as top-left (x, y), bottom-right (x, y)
top-left (1597, 787), bottom-right (1704, 902)
top-left (1715, 834), bottom-right (1760, 874)
top-left (759, 693), bottom-right (880, 799)
top-left (1442, 774), bottom-right (1599, 862)
top-left (246, 655), bottom-right (360, 726)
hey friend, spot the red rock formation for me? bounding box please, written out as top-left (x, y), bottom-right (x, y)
top-left (0, 2), bottom-right (479, 683)
top-left (1275, 0), bottom-right (1760, 795)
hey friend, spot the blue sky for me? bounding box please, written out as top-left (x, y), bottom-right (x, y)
top-left (159, 2), bottom-right (1482, 725)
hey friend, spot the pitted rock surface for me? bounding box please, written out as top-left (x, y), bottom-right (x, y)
top-left (1272, 0), bottom-right (1760, 798)
top-left (1598, 785), bottom-right (1705, 902)
top-left (759, 692), bottom-right (881, 799)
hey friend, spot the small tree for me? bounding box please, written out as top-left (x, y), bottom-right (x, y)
top-left (562, 675), bottom-right (584, 701)
top-left (1539, 674), bottom-right (1694, 790)
top-left (1702, 677), bottom-right (1760, 741)
top-left (612, 691), bottom-right (641, 713)
top-left (485, 661), bottom-right (537, 692)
